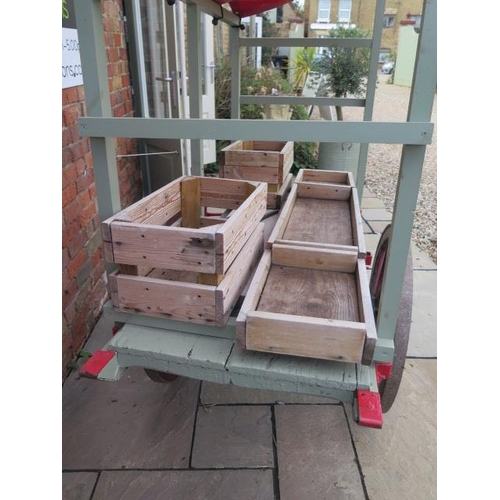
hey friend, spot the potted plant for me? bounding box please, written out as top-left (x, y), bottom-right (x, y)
top-left (315, 25), bottom-right (371, 180)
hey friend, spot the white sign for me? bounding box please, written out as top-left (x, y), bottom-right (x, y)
top-left (62, 0), bottom-right (83, 89)
top-left (62, 27), bottom-right (83, 89)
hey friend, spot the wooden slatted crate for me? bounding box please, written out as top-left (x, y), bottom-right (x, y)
top-left (219, 140), bottom-right (294, 209)
top-left (101, 176), bottom-right (267, 326)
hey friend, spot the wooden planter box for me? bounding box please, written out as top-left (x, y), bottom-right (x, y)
top-left (267, 178), bottom-right (366, 258)
top-left (101, 176), bottom-right (268, 326)
top-left (236, 247), bottom-right (377, 365)
top-left (295, 168), bottom-right (355, 187)
top-left (108, 223), bottom-right (265, 327)
top-left (102, 176), bottom-right (267, 274)
top-left (219, 140), bottom-right (294, 209)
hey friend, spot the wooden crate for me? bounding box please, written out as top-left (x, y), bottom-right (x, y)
top-left (236, 246), bottom-right (377, 365)
top-left (295, 168), bottom-right (355, 187)
top-left (219, 140), bottom-right (293, 208)
top-left (101, 175), bottom-right (267, 275)
top-left (267, 179), bottom-right (366, 258)
top-left (220, 140), bottom-right (294, 185)
top-left (108, 222), bottom-right (265, 327)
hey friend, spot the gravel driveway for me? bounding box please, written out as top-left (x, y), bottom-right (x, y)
top-left (313, 73), bottom-right (437, 264)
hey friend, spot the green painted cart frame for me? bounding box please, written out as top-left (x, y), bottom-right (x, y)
top-left (74, 0), bottom-right (436, 427)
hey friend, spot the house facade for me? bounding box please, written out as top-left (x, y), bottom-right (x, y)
top-left (303, 0), bottom-right (424, 61)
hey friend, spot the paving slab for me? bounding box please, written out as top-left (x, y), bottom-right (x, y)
top-left (275, 405), bottom-right (365, 499)
top-left (364, 233), bottom-right (381, 255)
top-left (92, 470), bottom-right (274, 500)
top-left (348, 359), bottom-right (437, 500)
top-left (62, 472), bottom-right (98, 500)
top-left (62, 368), bottom-right (200, 469)
top-left (362, 221), bottom-right (373, 234)
top-left (200, 382), bottom-right (337, 405)
top-left (408, 270), bottom-right (437, 357)
top-left (191, 405), bottom-right (274, 468)
top-left (366, 220), bottom-right (390, 234)
top-left (361, 197), bottom-right (386, 209)
top-left (361, 187), bottom-right (377, 198)
top-left (360, 208), bottom-right (392, 221)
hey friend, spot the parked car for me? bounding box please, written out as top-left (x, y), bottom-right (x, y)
top-left (381, 61), bottom-right (394, 74)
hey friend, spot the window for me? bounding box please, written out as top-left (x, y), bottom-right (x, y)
top-left (276, 6), bottom-right (283, 23)
top-left (383, 15), bottom-right (395, 28)
top-left (317, 0), bottom-right (330, 23)
top-left (378, 49), bottom-right (391, 63)
top-left (338, 0), bottom-right (352, 23)
top-left (408, 14), bottom-right (421, 28)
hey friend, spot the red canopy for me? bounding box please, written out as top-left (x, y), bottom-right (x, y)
top-left (214, 1), bottom-right (290, 18)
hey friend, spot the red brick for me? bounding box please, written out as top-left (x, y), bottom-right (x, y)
top-left (75, 157), bottom-right (87, 176)
top-left (62, 247), bottom-right (70, 268)
top-left (84, 151), bottom-right (93, 167)
top-left (67, 228), bottom-right (87, 258)
top-left (63, 104), bottom-right (81, 128)
top-left (67, 248), bottom-right (88, 279)
top-left (76, 172), bottom-right (93, 194)
top-left (80, 201), bottom-right (97, 227)
top-left (77, 86), bottom-right (86, 102)
top-left (63, 87), bottom-right (79, 105)
top-left (77, 189), bottom-right (91, 209)
top-left (62, 219), bottom-right (80, 248)
top-left (62, 183), bottom-right (77, 208)
top-left (62, 278), bottom-right (78, 312)
top-left (114, 103), bottom-right (126, 117)
top-left (62, 128), bottom-right (73, 148)
top-left (113, 33), bottom-right (122, 47)
top-left (62, 163), bottom-right (77, 188)
top-left (64, 198), bottom-right (81, 225)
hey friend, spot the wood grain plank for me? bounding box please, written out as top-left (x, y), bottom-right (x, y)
top-left (272, 244), bottom-right (357, 273)
top-left (110, 222), bottom-right (217, 273)
top-left (216, 223), bottom-right (265, 325)
top-left (295, 169), bottom-right (354, 186)
top-left (356, 260), bottom-right (378, 365)
top-left (235, 250), bottom-right (272, 348)
top-left (350, 188), bottom-right (366, 257)
top-left (221, 164), bottom-right (280, 184)
top-left (257, 265), bottom-right (360, 322)
top-left (181, 177), bottom-right (201, 228)
top-left (118, 176), bottom-right (183, 226)
top-left (113, 273), bottom-right (217, 324)
top-left (296, 182), bottom-right (352, 201)
top-left (200, 177), bottom-right (259, 210)
top-left (215, 182), bottom-right (267, 274)
top-left (246, 311), bottom-right (365, 363)
top-left (266, 183), bottom-right (298, 248)
top-left (282, 198), bottom-right (354, 247)
top-left (274, 239), bottom-right (358, 254)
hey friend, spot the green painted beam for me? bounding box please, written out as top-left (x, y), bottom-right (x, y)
top-left (79, 117), bottom-right (433, 145)
top-left (74, 0), bottom-right (121, 221)
top-left (240, 96), bottom-right (365, 107)
top-left (376, 0), bottom-right (437, 344)
top-left (356, 0), bottom-right (387, 197)
top-left (240, 37), bottom-right (372, 48)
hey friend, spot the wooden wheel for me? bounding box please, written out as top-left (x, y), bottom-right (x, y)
top-left (144, 369), bottom-right (179, 383)
top-left (369, 224), bottom-right (413, 413)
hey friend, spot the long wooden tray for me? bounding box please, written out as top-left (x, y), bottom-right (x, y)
top-left (236, 246), bottom-right (377, 365)
top-left (267, 178), bottom-right (366, 258)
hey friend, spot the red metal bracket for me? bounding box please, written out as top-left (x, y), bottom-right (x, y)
top-left (356, 390), bottom-right (383, 428)
top-left (375, 362), bottom-right (393, 386)
top-left (79, 350), bottom-right (116, 379)
top-left (365, 251), bottom-right (373, 266)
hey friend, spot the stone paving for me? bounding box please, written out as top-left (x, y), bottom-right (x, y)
top-left (62, 189), bottom-right (437, 500)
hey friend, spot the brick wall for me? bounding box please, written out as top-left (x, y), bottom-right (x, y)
top-left (62, 0), bottom-right (141, 380)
